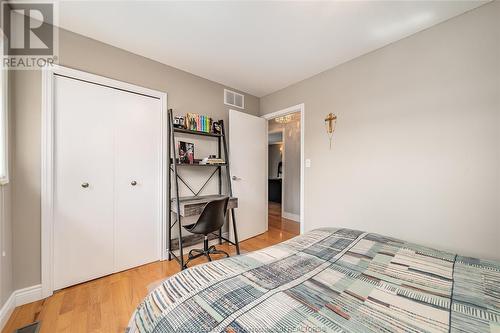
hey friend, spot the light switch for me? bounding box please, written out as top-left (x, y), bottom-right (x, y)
top-left (305, 159), bottom-right (311, 168)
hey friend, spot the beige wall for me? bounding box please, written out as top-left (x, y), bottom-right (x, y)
top-left (11, 28), bottom-right (259, 290)
top-left (268, 144), bottom-right (282, 179)
top-left (0, 153), bottom-right (12, 307)
top-left (0, 187), bottom-right (11, 307)
top-left (0, 71), bottom-right (13, 308)
top-left (261, 2), bottom-right (500, 260)
top-left (269, 115), bottom-right (301, 216)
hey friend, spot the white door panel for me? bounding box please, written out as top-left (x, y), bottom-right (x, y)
top-left (229, 110), bottom-right (267, 242)
top-left (114, 93), bottom-right (161, 272)
top-left (54, 76), bottom-right (115, 289)
top-left (53, 75), bottom-right (162, 290)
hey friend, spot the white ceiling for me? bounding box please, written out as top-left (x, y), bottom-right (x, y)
top-left (54, 1), bottom-right (486, 97)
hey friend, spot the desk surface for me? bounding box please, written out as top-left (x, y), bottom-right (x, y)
top-left (171, 195), bottom-right (238, 217)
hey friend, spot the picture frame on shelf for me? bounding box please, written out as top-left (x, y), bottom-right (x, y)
top-left (178, 141), bottom-right (195, 164)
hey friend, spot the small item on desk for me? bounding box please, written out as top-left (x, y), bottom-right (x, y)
top-left (207, 117), bottom-right (213, 133)
top-left (178, 141), bottom-right (195, 164)
top-left (200, 155), bottom-right (225, 165)
top-left (212, 121), bottom-right (221, 134)
top-left (173, 116), bottom-right (186, 129)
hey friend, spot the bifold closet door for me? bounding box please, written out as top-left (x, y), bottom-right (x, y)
top-left (114, 92), bottom-right (161, 272)
top-left (53, 75), bottom-right (161, 290)
top-left (54, 75), bottom-right (116, 290)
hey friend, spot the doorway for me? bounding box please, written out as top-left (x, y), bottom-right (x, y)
top-left (263, 103), bottom-right (304, 234)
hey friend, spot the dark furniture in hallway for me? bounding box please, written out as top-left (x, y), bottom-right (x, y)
top-left (268, 178), bottom-right (282, 203)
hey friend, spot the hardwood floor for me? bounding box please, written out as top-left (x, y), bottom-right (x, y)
top-left (2, 206), bottom-right (299, 333)
top-left (268, 201), bottom-right (300, 234)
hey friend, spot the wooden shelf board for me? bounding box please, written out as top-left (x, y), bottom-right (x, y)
top-left (173, 128), bottom-right (222, 137)
top-left (173, 163), bottom-right (227, 167)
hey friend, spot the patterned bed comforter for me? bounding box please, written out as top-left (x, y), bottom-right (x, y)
top-left (128, 228), bottom-right (500, 333)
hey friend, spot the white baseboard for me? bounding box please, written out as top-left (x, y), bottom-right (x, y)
top-left (0, 284), bottom-right (43, 330)
top-left (0, 292), bottom-right (15, 330)
top-left (282, 211), bottom-right (300, 222)
top-left (14, 284), bottom-right (43, 307)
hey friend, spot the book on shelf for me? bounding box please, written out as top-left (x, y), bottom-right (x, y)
top-left (185, 113), bottom-right (214, 133)
top-left (199, 157), bottom-right (225, 165)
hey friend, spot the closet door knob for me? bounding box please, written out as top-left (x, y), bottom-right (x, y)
top-left (131, 180), bottom-right (137, 186)
top-left (81, 182), bottom-right (89, 188)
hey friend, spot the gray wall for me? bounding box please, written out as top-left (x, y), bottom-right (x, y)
top-left (0, 69), bottom-right (14, 309)
top-left (11, 27), bottom-right (259, 290)
top-left (0, 106), bottom-right (13, 308)
top-left (0, 185), bottom-right (13, 308)
top-left (261, 2), bottom-right (500, 260)
top-left (0, 187), bottom-right (12, 308)
top-left (268, 144), bottom-right (282, 179)
top-left (269, 115), bottom-right (301, 216)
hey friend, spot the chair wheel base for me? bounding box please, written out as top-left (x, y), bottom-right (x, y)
top-left (184, 245), bottom-right (230, 268)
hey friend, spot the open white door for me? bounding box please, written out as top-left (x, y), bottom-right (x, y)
top-left (229, 110), bottom-right (268, 242)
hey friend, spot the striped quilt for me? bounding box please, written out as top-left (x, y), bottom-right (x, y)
top-left (127, 228), bottom-right (500, 333)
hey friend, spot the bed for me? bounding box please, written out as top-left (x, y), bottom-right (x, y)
top-left (128, 228), bottom-right (499, 332)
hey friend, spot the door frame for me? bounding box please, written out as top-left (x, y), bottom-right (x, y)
top-left (41, 65), bottom-right (168, 298)
top-left (267, 128), bottom-right (285, 218)
top-left (262, 103), bottom-right (305, 234)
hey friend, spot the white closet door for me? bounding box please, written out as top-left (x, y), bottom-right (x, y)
top-left (54, 76), bottom-right (116, 290)
top-left (54, 74), bottom-right (162, 290)
top-left (114, 93), bottom-right (161, 272)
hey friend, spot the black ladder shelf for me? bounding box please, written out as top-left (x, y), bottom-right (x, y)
top-left (167, 108), bottom-right (240, 269)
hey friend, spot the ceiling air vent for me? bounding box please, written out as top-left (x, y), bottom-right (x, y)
top-left (224, 89), bottom-right (244, 109)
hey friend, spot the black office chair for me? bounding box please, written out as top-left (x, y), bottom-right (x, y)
top-left (183, 197), bottom-right (230, 267)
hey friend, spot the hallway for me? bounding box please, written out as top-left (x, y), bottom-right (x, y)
top-left (268, 201), bottom-right (300, 235)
